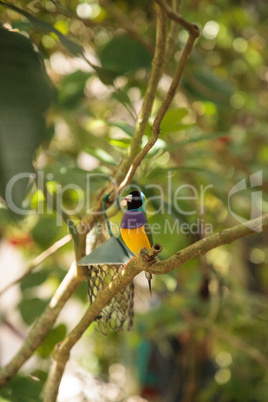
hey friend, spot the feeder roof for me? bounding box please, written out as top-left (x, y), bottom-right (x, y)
top-left (77, 237), bottom-right (134, 266)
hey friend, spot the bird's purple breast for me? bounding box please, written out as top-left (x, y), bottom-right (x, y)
top-left (120, 210), bottom-right (146, 229)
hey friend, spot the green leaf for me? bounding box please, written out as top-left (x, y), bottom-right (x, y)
top-left (0, 2), bottom-right (84, 57)
top-left (183, 64), bottom-right (234, 104)
top-left (18, 297), bottom-right (48, 325)
top-left (108, 139), bottom-right (131, 149)
top-left (37, 324), bottom-right (67, 358)
top-left (58, 70), bottom-right (92, 108)
top-left (0, 375), bottom-right (43, 402)
top-left (31, 215), bottom-right (61, 249)
top-left (83, 147), bottom-right (118, 166)
top-left (0, 207), bottom-right (12, 227)
top-left (41, 166), bottom-right (111, 198)
top-left (145, 165), bottom-right (209, 180)
top-left (91, 65), bottom-right (117, 86)
top-left (111, 90), bottom-right (134, 111)
top-left (43, 166), bottom-right (91, 191)
top-left (0, 27), bottom-right (53, 212)
top-left (107, 121), bottom-right (134, 137)
top-left (160, 108), bottom-right (189, 135)
top-left (58, 34), bottom-right (84, 56)
top-left (20, 271), bottom-right (50, 291)
top-left (99, 35), bottom-right (152, 76)
top-left (163, 132), bottom-right (230, 151)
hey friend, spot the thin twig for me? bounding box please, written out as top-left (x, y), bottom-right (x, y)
top-left (0, 234), bottom-right (71, 296)
top-left (119, 19), bottom-right (199, 188)
top-left (164, 0), bottom-right (182, 65)
top-left (155, 0), bottom-right (200, 35)
top-left (2, 319), bottom-right (25, 340)
top-left (42, 7), bottom-right (199, 398)
top-left (81, 5), bottom-right (167, 231)
top-left (114, 5), bottom-right (167, 186)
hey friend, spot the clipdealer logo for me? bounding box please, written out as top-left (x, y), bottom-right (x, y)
top-left (228, 170), bottom-right (263, 232)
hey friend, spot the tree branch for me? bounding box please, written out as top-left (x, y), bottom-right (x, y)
top-left (155, 0), bottom-right (200, 35)
top-left (119, 16), bottom-right (199, 188)
top-left (164, 0), bottom-right (182, 65)
top-left (0, 263), bottom-right (86, 388)
top-left (146, 213), bottom-right (268, 275)
top-left (117, 0), bottom-right (200, 190)
top-left (81, 1), bottom-right (199, 223)
top-left (114, 5), bottom-right (167, 186)
top-left (80, 5), bottom-right (168, 233)
top-left (1, 1), bottom-right (198, 398)
top-left (41, 7), bottom-right (199, 398)
top-left (43, 214), bottom-right (267, 401)
top-left (0, 234), bottom-right (71, 296)
top-left (43, 245), bottom-right (161, 402)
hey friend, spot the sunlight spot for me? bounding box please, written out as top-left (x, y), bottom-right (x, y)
top-left (215, 351), bottom-right (232, 367)
top-left (165, 276), bottom-right (177, 292)
top-left (230, 92), bottom-right (247, 109)
top-left (86, 77), bottom-right (112, 98)
top-left (192, 101), bottom-right (205, 116)
top-left (250, 248), bottom-right (265, 264)
top-left (77, 151), bottom-right (100, 170)
top-left (95, 31), bottom-right (111, 46)
top-left (102, 383), bottom-right (123, 400)
top-left (215, 368), bottom-right (231, 384)
top-left (128, 87), bottom-right (141, 102)
top-left (42, 35), bottom-right (56, 49)
top-left (233, 37), bottom-right (248, 53)
top-left (3, 23), bottom-right (12, 30)
top-left (58, 371), bottom-right (82, 400)
top-left (109, 363), bottom-right (126, 384)
top-left (76, 3), bottom-right (92, 19)
top-left (114, 76), bottom-right (128, 89)
top-left (258, 66), bottom-right (268, 82)
top-left (203, 21), bottom-right (220, 40)
top-left (178, 30), bottom-right (188, 44)
top-left (208, 279), bottom-right (218, 294)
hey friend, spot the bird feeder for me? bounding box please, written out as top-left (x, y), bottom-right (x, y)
top-left (77, 236), bottom-right (133, 266)
top-left (77, 194), bottom-right (135, 334)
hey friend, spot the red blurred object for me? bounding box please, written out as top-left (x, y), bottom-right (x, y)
top-left (141, 384), bottom-right (160, 399)
top-left (218, 135), bottom-right (231, 144)
top-left (8, 233), bottom-right (33, 247)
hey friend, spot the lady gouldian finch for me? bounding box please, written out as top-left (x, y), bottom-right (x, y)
top-left (120, 191), bottom-right (153, 294)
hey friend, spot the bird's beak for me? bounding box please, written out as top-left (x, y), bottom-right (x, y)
top-left (124, 195), bottom-right (132, 202)
top-left (120, 194), bottom-right (132, 208)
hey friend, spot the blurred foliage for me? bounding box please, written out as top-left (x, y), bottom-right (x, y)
top-left (0, 0), bottom-right (268, 401)
top-left (0, 25), bottom-right (54, 212)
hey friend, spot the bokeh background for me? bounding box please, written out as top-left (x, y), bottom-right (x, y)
top-left (0, 0), bottom-right (268, 401)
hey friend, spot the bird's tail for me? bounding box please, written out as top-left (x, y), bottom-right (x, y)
top-left (145, 272), bottom-right (153, 296)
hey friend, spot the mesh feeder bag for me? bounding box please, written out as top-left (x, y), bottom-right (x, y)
top-left (87, 263), bottom-right (134, 335)
top-left (77, 196), bottom-right (134, 335)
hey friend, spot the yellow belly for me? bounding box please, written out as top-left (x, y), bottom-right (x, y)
top-left (120, 226), bottom-right (151, 255)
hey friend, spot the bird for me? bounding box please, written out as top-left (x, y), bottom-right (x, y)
top-left (120, 190), bottom-right (153, 295)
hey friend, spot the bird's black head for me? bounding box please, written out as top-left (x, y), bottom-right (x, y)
top-left (125, 190), bottom-right (144, 210)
